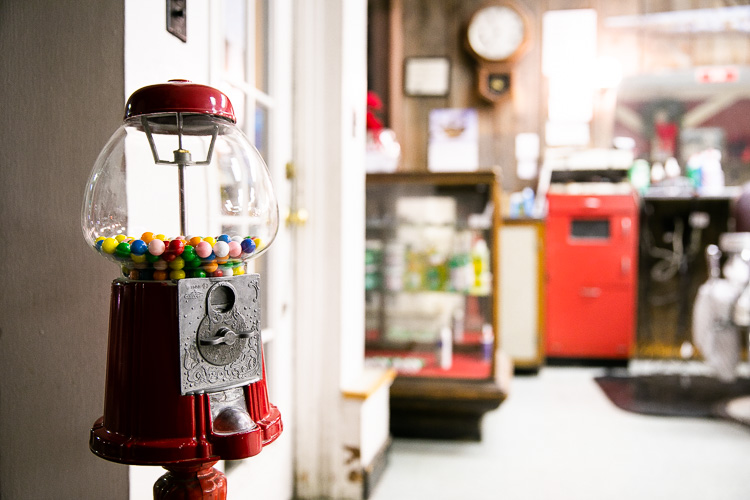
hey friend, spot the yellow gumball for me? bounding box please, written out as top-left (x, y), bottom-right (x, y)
top-left (204, 236), bottom-right (217, 246)
top-left (233, 266), bottom-right (245, 276)
top-left (115, 234), bottom-right (128, 242)
top-left (131, 253), bottom-right (146, 263)
top-left (169, 257), bottom-right (185, 270)
top-left (101, 237), bottom-right (118, 254)
top-left (170, 269), bottom-right (186, 280)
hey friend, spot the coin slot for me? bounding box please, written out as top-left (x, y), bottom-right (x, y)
top-left (209, 285), bottom-right (235, 313)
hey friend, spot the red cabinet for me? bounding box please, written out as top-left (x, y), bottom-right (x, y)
top-left (545, 193), bottom-right (639, 359)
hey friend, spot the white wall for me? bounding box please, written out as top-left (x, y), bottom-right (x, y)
top-left (124, 0), bottom-right (210, 95)
top-left (0, 1), bottom-right (128, 498)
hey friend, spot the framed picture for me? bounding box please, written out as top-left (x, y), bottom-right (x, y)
top-left (403, 57), bottom-right (451, 97)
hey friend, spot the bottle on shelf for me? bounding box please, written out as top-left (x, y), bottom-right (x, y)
top-left (470, 235), bottom-right (491, 296)
top-left (438, 325), bottom-right (453, 370)
top-left (481, 323), bottom-right (494, 362)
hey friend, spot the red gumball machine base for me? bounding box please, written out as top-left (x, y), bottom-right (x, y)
top-left (90, 278), bottom-right (282, 499)
top-left (153, 460), bottom-right (227, 500)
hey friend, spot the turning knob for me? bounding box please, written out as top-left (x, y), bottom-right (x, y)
top-left (200, 327), bottom-right (254, 346)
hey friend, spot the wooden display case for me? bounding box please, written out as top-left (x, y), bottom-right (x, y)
top-left (365, 172), bottom-right (509, 440)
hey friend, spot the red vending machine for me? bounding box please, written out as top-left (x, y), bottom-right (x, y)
top-left (545, 192), bottom-right (639, 359)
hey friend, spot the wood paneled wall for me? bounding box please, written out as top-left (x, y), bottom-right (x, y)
top-left (369, 0), bottom-right (750, 192)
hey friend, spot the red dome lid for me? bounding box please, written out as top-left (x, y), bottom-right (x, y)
top-left (124, 80), bottom-right (236, 123)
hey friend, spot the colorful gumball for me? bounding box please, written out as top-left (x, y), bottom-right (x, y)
top-left (169, 257), bottom-right (185, 270)
top-left (153, 259), bottom-right (168, 271)
top-left (185, 257), bottom-right (201, 269)
top-left (211, 269), bottom-right (224, 278)
top-left (195, 241), bottom-right (212, 259)
top-left (141, 232), bottom-right (155, 243)
top-left (203, 261), bottom-right (218, 273)
top-left (115, 242), bottom-right (131, 258)
top-left (233, 265), bottom-right (245, 276)
top-left (129, 270), bottom-right (140, 280)
top-left (203, 236), bottom-right (217, 247)
top-left (130, 239), bottom-right (148, 255)
top-left (162, 252), bottom-right (177, 263)
top-left (168, 239), bottom-right (185, 255)
top-left (217, 234), bottom-right (231, 243)
top-left (189, 236), bottom-right (202, 247)
top-left (148, 239), bottom-right (165, 256)
top-left (131, 253), bottom-right (146, 264)
top-left (214, 240), bottom-right (230, 258)
top-left (102, 237), bottom-right (118, 254)
top-left (240, 238), bottom-right (256, 254)
top-left (170, 269), bottom-right (186, 280)
top-left (115, 234), bottom-right (128, 243)
top-left (153, 270), bottom-right (167, 281)
top-left (182, 245), bottom-right (197, 261)
top-left (228, 241), bottom-right (242, 258)
top-left (216, 255), bottom-right (229, 265)
top-left (191, 269), bottom-right (207, 278)
top-left (146, 252), bottom-right (160, 263)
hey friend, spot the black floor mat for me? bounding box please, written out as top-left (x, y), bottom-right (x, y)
top-left (594, 373), bottom-right (750, 421)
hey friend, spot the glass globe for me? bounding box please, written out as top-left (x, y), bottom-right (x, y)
top-left (82, 81), bottom-right (279, 281)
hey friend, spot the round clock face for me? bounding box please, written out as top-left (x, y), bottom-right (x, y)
top-left (467, 5), bottom-right (526, 62)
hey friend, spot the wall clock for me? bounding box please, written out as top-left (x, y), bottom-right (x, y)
top-left (465, 1), bottom-right (530, 102)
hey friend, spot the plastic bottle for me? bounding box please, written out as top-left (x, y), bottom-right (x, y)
top-left (439, 326), bottom-right (453, 370)
top-left (481, 323), bottom-right (494, 362)
top-left (628, 159), bottom-right (651, 193)
top-left (449, 231), bottom-right (473, 293)
top-left (686, 154), bottom-right (702, 189)
top-left (470, 237), bottom-right (491, 296)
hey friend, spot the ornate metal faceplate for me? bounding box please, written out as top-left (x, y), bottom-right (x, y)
top-left (178, 274), bottom-right (263, 395)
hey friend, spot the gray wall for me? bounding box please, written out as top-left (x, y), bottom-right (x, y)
top-left (0, 1), bottom-right (128, 498)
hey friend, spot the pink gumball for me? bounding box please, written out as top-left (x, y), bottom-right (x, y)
top-left (228, 241), bottom-right (242, 258)
top-left (195, 241), bottom-right (213, 259)
top-left (148, 239), bottom-right (165, 256)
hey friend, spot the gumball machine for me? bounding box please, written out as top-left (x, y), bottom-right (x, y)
top-left (82, 80), bottom-right (282, 499)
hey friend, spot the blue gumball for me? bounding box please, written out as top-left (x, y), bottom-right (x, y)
top-left (130, 239), bottom-right (148, 256)
top-left (241, 238), bottom-right (256, 254)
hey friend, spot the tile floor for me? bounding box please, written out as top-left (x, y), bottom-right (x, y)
top-left (370, 366), bottom-right (750, 500)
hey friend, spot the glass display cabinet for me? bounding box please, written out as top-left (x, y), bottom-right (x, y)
top-left (365, 171), bottom-right (508, 440)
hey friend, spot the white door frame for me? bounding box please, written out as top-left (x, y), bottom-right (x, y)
top-left (209, 1), bottom-right (296, 498)
top-left (292, 0), bottom-right (369, 497)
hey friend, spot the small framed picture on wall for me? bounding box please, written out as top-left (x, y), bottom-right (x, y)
top-left (403, 57), bottom-right (451, 97)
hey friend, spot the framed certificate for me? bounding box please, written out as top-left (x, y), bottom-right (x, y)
top-left (403, 57), bottom-right (451, 97)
